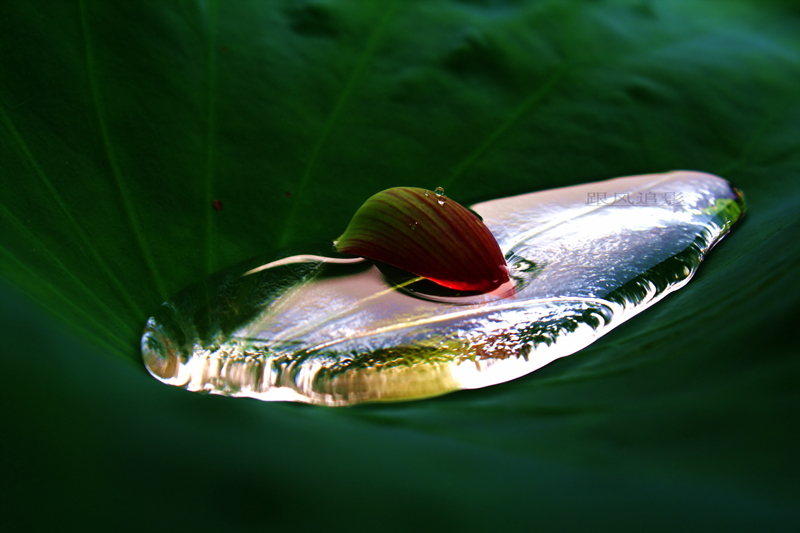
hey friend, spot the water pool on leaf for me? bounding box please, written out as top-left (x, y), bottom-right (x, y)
top-left (142, 171), bottom-right (744, 406)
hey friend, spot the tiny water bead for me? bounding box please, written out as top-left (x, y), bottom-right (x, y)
top-left (142, 171), bottom-right (744, 406)
top-left (435, 186), bottom-right (446, 205)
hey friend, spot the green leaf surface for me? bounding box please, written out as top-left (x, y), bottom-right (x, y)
top-left (1, 0), bottom-right (799, 530)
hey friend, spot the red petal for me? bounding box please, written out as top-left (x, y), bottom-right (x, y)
top-left (335, 187), bottom-right (509, 293)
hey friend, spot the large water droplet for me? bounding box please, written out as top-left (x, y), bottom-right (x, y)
top-left (142, 171), bottom-right (744, 406)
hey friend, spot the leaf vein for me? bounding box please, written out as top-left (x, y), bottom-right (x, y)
top-left (204, 0), bottom-right (220, 275)
top-left (0, 244), bottom-right (131, 357)
top-left (441, 65), bottom-right (568, 191)
top-left (277, 0), bottom-right (401, 248)
top-left (78, 0), bottom-right (168, 300)
top-left (0, 202), bottom-right (138, 339)
top-left (0, 101), bottom-right (147, 321)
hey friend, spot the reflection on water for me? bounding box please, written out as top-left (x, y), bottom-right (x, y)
top-left (142, 171), bottom-right (744, 405)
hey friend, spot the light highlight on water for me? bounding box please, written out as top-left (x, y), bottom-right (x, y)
top-left (142, 171), bottom-right (744, 405)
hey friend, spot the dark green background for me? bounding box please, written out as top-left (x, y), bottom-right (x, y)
top-left (2, 1), bottom-right (799, 531)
